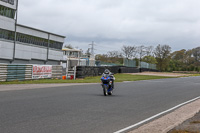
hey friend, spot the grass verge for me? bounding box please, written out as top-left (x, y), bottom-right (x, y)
top-left (0, 73), bottom-right (174, 85)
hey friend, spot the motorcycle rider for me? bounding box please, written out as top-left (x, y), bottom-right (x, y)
top-left (102, 69), bottom-right (115, 89)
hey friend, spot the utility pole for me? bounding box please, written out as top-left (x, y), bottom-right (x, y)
top-left (88, 41), bottom-right (96, 66)
top-left (89, 41), bottom-right (95, 56)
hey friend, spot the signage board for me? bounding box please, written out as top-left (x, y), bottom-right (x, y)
top-left (32, 65), bottom-right (52, 79)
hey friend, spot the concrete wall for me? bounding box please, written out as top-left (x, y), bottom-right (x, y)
top-left (49, 34), bottom-right (65, 43)
top-left (15, 42), bottom-right (47, 60)
top-left (12, 59), bottom-right (30, 64)
top-left (0, 0), bottom-right (16, 31)
top-left (15, 43), bottom-right (63, 61)
top-left (30, 46), bottom-right (47, 61)
top-left (29, 59), bottom-right (46, 65)
top-left (46, 60), bottom-right (60, 65)
top-left (0, 41), bottom-right (63, 65)
top-left (17, 25), bottom-right (65, 42)
top-left (0, 40), bottom-right (14, 60)
top-left (17, 25), bottom-right (49, 39)
top-left (48, 48), bottom-right (63, 61)
top-left (0, 16), bottom-right (15, 31)
top-left (0, 59), bottom-right (10, 63)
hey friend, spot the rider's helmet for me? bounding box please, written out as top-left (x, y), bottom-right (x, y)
top-left (104, 69), bottom-right (110, 74)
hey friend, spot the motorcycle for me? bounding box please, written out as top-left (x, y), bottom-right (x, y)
top-left (101, 73), bottom-right (114, 96)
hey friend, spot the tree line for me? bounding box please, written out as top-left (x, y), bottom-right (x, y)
top-left (95, 44), bottom-right (200, 72)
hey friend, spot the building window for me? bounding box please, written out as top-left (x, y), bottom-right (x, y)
top-left (0, 5), bottom-right (15, 19)
top-left (0, 28), bottom-right (14, 40)
top-left (0, 28), bottom-right (63, 50)
top-left (0, 0), bottom-right (14, 5)
top-left (16, 32), bottom-right (63, 50)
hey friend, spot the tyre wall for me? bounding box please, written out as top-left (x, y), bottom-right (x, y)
top-left (76, 66), bottom-right (140, 78)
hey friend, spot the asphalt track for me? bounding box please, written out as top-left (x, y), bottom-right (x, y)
top-left (0, 76), bottom-right (200, 133)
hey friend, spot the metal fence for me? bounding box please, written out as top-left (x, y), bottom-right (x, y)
top-left (124, 59), bottom-right (136, 67)
top-left (140, 61), bottom-right (156, 69)
top-left (96, 61), bottom-right (120, 66)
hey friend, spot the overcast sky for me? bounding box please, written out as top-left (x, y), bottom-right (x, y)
top-left (18, 0), bottom-right (200, 54)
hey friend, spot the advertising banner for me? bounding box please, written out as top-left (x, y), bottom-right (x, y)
top-left (32, 65), bottom-right (52, 79)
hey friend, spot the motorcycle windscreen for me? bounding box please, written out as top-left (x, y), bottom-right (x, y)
top-left (103, 74), bottom-right (109, 78)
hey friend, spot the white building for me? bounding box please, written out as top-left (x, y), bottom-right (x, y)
top-left (62, 47), bottom-right (81, 68)
top-left (0, 0), bottom-right (65, 65)
top-left (62, 47), bottom-right (96, 68)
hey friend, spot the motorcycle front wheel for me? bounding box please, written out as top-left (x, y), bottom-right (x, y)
top-left (103, 85), bottom-right (108, 96)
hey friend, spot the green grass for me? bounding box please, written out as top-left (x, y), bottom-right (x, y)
top-left (0, 74), bottom-right (174, 85)
top-left (191, 74), bottom-right (200, 76)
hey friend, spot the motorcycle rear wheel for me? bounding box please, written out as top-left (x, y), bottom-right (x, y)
top-left (108, 91), bottom-right (112, 95)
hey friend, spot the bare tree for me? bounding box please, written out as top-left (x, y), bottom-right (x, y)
top-left (107, 51), bottom-right (122, 58)
top-left (64, 44), bottom-right (73, 49)
top-left (146, 46), bottom-right (154, 56)
top-left (137, 45), bottom-right (149, 59)
top-left (136, 45), bottom-right (150, 70)
top-left (121, 45), bottom-right (137, 59)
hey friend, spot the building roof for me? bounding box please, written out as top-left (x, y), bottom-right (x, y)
top-left (17, 24), bottom-right (66, 38)
top-left (62, 48), bottom-right (81, 52)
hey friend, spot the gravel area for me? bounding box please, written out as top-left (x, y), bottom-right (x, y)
top-left (168, 111), bottom-right (200, 133)
top-left (130, 72), bottom-right (192, 77)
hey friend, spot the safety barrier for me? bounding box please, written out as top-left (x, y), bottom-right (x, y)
top-left (0, 64), bottom-right (7, 81)
top-left (52, 65), bottom-right (62, 79)
top-left (119, 67), bottom-right (139, 73)
top-left (140, 68), bottom-right (160, 72)
top-left (0, 64), bottom-right (32, 81)
top-left (76, 66), bottom-right (140, 78)
top-left (0, 64), bottom-right (63, 82)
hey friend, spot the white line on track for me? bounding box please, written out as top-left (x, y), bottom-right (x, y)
top-left (114, 96), bottom-right (200, 133)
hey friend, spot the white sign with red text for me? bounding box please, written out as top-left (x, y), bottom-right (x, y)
top-left (32, 65), bottom-right (52, 79)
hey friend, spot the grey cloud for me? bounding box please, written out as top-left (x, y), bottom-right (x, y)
top-left (18, 0), bottom-right (200, 53)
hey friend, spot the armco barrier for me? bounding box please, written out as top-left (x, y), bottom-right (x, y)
top-left (52, 65), bottom-right (62, 79)
top-left (0, 64), bottom-right (63, 82)
top-left (0, 64), bottom-right (7, 81)
top-left (7, 65), bottom-right (32, 81)
top-left (0, 64), bottom-right (32, 81)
